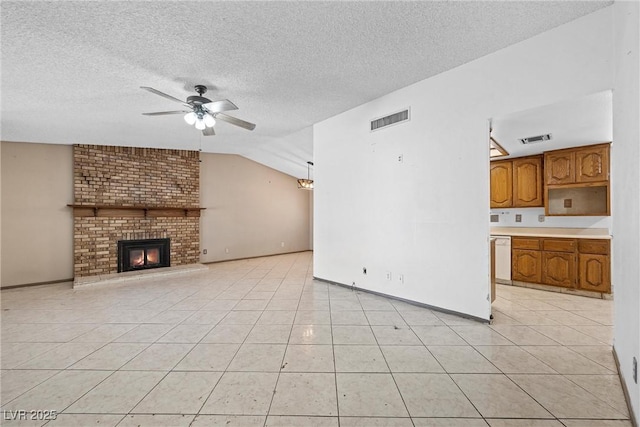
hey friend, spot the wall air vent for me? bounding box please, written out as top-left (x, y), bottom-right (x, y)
top-left (520, 134), bottom-right (552, 145)
top-left (370, 108), bottom-right (410, 131)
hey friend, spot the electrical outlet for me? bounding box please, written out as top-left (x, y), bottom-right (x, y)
top-left (362, 267), bottom-right (367, 275)
top-left (202, 249), bottom-right (207, 254)
top-left (281, 242), bottom-right (285, 247)
top-left (225, 248), bottom-right (229, 254)
top-left (633, 357), bottom-right (638, 384)
top-left (386, 272), bottom-right (392, 280)
top-left (538, 215), bottom-right (545, 223)
top-left (490, 214), bottom-right (499, 223)
top-left (515, 214), bottom-right (522, 222)
top-left (398, 274), bottom-right (404, 284)
top-left (398, 154), bottom-right (403, 163)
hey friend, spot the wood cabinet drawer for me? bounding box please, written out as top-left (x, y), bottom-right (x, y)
top-left (512, 237), bottom-right (541, 250)
top-left (578, 239), bottom-right (610, 255)
top-left (542, 239), bottom-right (576, 253)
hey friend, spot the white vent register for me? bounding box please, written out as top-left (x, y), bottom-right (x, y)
top-left (371, 108), bottom-right (410, 131)
top-left (520, 133), bottom-right (552, 145)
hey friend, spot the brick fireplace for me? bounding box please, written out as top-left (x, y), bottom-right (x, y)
top-left (71, 145), bottom-right (201, 279)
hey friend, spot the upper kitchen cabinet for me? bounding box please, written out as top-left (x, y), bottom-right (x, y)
top-left (513, 156), bottom-right (543, 207)
top-left (490, 160), bottom-right (512, 208)
top-left (575, 144), bottom-right (609, 183)
top-left (544, 143), bottom-right (610, 185)
top-left (544, 143), bottom-right (610, 216)
top-left (490, 155), bottom-right (543, 208)
top-left (545, 150), bottom-right (575, 185)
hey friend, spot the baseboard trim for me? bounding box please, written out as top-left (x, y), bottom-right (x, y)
top-left (1, 278), bottom-right (73, 291)
top-left (509, 280), bottom-right (611, 300)
top-left (313, 276), bottom-right (490, 324)
top-left (201, 250), bottom-right (312, 265)
top-left (613, 345), bottom-right (638, 427)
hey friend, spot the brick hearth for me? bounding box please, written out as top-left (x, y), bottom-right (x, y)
top-left (72, 145), bottom-right (200, 278)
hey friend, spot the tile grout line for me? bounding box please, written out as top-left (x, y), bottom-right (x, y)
top-left (259, 255), bottom-right (301, 427)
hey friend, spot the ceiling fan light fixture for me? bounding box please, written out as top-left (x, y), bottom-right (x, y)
top-left (203, 113), bottom-right (216, 128)
top-left (184, 112), bottom-right (197, 125)
top-left (142, 85), bottom-right (256, 136)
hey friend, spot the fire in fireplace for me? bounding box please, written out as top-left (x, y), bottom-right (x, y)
top-left (117, 238), bottom-right (170, 273)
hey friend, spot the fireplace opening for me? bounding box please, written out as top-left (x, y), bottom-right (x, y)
top-left (118, 238), bottom-right (170, 273)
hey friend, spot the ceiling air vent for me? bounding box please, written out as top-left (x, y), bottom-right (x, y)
top-left (371, 108), bottom-right (410, 131)
top-left (520, 134), bottom-right (552, 145)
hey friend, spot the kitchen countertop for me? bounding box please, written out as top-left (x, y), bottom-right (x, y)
top-left (490, 227), bottom-right (611, 239)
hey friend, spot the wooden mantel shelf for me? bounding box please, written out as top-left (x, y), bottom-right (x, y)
top-left (67, 204), bottom-right (205, 218)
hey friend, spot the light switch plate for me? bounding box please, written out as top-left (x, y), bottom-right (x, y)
top-left (538, 215), bottom-right (545, 223)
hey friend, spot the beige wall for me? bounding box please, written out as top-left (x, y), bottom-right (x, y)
top-left (1, 144), bottom-right (311, 286)
top-left (200, 153), bottom-right (311, 262)
top-left (1, 142), bottom-right (74, 287)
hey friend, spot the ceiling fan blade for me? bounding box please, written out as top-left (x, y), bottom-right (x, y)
top-left (216, 113), bottom-right (256, 131)
top-left (202, 127), bottom-right (216, 136)
top-left (142, 110), bottom-right (190, 116)
top-left (203, 99), bottom-right (238, 113)
top-left (140, 86), bottom-right (189, 106)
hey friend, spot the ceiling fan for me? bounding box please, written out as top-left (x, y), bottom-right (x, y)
top-left (141, 84), bottom-right (256, 136)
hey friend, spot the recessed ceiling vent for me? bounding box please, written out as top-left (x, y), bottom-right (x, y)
top-left (520, 134), bottom-right (552, 145)
top-left (371, 108), bottom-right (410, 131)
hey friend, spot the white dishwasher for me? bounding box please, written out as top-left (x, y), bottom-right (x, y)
top-left (492, 235), bottom-right (512, 284)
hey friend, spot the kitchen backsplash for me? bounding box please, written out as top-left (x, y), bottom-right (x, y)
top-left (489, 207), bottom-right (611, 230)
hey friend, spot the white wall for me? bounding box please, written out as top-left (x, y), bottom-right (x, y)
top-left (200, 153), bottom-right (311, 262)
top-left (314, 7), bottom-right (614, 320)
top-left (1, 142), bottom-right (74, 287)
top-left (612, 1), bottom-right (640, 423)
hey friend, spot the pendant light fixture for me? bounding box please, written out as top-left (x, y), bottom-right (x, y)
top-left (297, 161), bottom-right (314, 190)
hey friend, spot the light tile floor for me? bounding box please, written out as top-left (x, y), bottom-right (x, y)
top-left (0, 252), bottom-right (631, 426)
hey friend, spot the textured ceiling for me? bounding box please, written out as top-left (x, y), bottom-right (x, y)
top-left (1, 1), bottom-right (611, 178)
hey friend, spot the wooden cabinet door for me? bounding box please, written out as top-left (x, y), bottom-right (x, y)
top-left (513, 156), bottom-right (543, 207)
top-left (578, 253), bottom-right (611, 293)
top-left (545, 151), bottom-right (575, 185)
top-left (576, 145), bottom-right (609, 183)
top-left (542, 252), bottom-right (575, 287)
top-left (512, 249), bottom-right (541, 283)
top-left (490, 161), bottom-right (513, 208)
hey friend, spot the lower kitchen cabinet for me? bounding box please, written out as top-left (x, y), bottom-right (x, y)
top-left (511, 236), bottom-right (610, 294)
top-left (578, 253), bottom-right (610, 293)
top-left (542, 251), bottom-right (575, 287)
top-left (512, 249), bottom-right (542, 283)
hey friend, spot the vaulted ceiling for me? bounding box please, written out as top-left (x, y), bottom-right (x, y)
top-left (1, 1), bottom-right (611, 178)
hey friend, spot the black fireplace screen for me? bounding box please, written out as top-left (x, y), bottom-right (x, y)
top-left (117, 238), bottom-right (170, 273)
